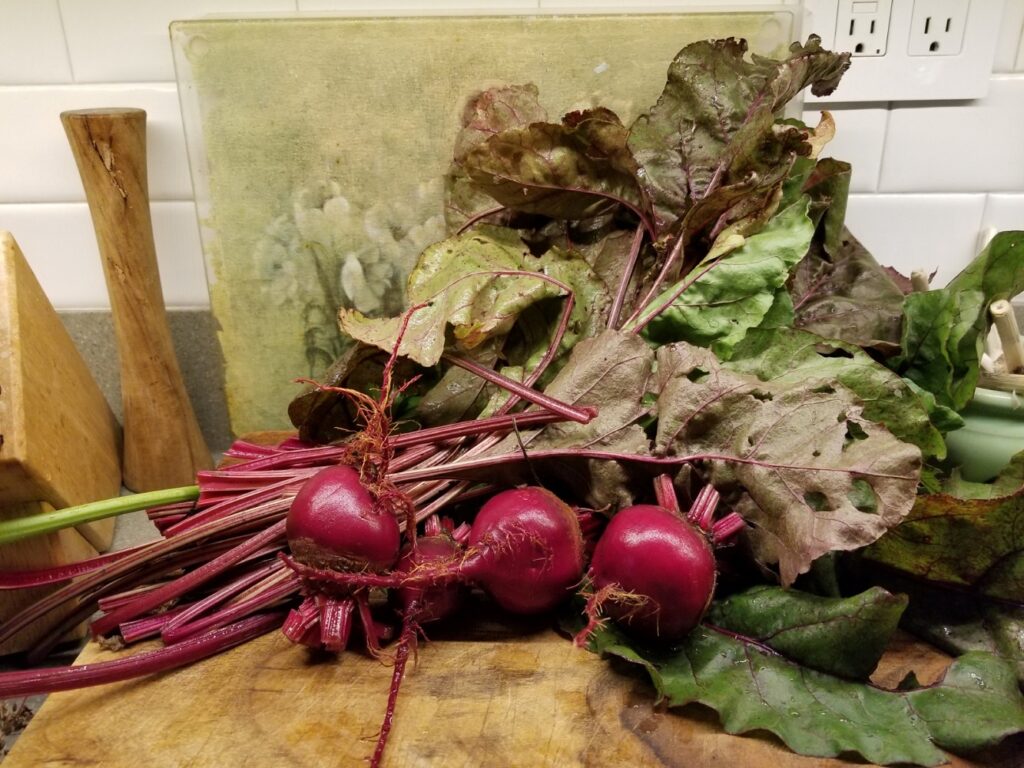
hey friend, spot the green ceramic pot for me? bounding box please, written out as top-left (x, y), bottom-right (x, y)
top-left (944, 387), bottom-right (1024, 482)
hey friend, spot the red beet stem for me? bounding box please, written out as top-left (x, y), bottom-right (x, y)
top-left (0, 546), bottom-right (140, 590)
top-left (318, 596), bottom-right (355, 652)
top-left (653, 474), bottom-right (681, 515)
top-left (390, 410), bottom-right (567, 449)
top-left (0, 613), bottom-right (284, 698)
top-left (687, 484), bottom-right (720, 532)
top-left (160, 560), bottom-right (286, 642)
top-left (90, 520), bottom-right (288, 638)
top-left (0, 501), bottom-right (287, 647)
top-left (608, 224), bottom-right (645, 330)
top-left (166, 475), bottom-right (306, 536)
top-left (161, 572), bottom-right (300, 645)
top-left (282, 597), bottom-right (320, 646)
top-left (711, 512), bottom-right (747, 545)
top-left (442, 353), bottom-right (596, 425)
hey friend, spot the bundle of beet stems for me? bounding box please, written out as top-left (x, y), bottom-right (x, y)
top-left (0, 303), bottom-right (663, 765)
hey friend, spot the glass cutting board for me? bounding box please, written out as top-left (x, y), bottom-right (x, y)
top-left (171, 8), bottom-right (800, 434)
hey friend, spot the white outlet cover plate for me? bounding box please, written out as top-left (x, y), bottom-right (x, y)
top-left (806, 0), bottom-right (1005, 102)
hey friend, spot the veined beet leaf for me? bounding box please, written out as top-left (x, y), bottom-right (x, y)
top-left (789, 228), bottom-right (906, 354)
top-left (459, 107), bottom-right (653, 235)
top-left (627, 36), bottom-right (849, 237)
top-left (724, 327), bottom-right (947, 458)
top-left (637, 197), bottom-right (815, 355)
top-left (339, 226), bottom-right (569, 366)
top-left (586, 621), bottom-right (1024, 767)
top-left (888, 231), bottom-right (1024, 410)
top-left (862, 459), bottom-right (1024, 603)
top-left (706, 585), bottom-right (907, 679)
top-left (652, 342), bottom-right (921, 585)
top-left (445, 83), bottom-right (548, 231)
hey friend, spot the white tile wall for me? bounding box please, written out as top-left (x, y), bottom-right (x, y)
top-left (0, 0), bottom-right (72, 84)
top-left (0, 84), bottom-right (192, 203)
top-left (0, 202), bottom-right (208, 308)
top-left (58, 0), bottom-right (298, 82)
top-left (803, 106), bottom-right (887, 192)
top-left (995, 0), bottom-right (1024, 73)
top-left (0, 0), bottom-right (1022, 309)
top-left (298, 0), bottom-right (536, 9)
top-left (880, 77), bottom-right (1024, 194)
top-left (981, 194), bottom-right (1024, 234)
top-left (845, 194), bottom-right (987, 285)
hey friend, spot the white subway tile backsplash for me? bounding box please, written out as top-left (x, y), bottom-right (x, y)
top-left (0, 202), bottom-right (209, 309)
top-left (879, 76), bottom-right (1024, 194)
top-left (0, 0), bottom-right (72, 84)
top-left (59, 0), bottom-right (297, 83)
top-left (298, 0), bottom-right (536, 9)
top-left (0, 84), bottom-right (193, 203)
top-left (995, 0), bottom-right (1024, 73)
top-left (844, 194), bottom-right (986, 286)
top-left (803, 106), bottom-right (886, 193)
top-left (981, 194), bottom-right (1024, 233)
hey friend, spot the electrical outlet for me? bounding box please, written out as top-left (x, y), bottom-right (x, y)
top-left (908, 0), bottom-right (970, 55)
top-left (835, 0), bottom-right (894, 56)
top-left (804, 0), bottom-right (1003, 101)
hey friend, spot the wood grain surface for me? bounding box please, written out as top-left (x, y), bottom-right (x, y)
top-left (61, 108), bottom-right (211, 492)
top-left (0, 501), bottom-right (96, 656)
top-left (0, 231), bottom-right (119, 552)
top-left (5, 611), bottom-right (1022, 767)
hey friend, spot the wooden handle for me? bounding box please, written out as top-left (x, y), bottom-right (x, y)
top-left (62, 108), bottom-right (211, 491)
top-left (990, 299), bottom-right (1024, 375)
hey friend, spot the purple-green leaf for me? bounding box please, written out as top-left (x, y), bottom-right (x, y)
top-left (653, 342), bottom-right (921, 585)
top-left (627, 36), bottom-right (849, 236)
top-left (460, 108), bottom-right (653, 234)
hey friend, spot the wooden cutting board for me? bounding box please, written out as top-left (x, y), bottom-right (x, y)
top-left (5, 615), bottom-right (1022, 767)
top-left (0, 231), bottom-right (121, 551)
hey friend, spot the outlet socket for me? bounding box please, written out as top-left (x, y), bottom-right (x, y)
top-left (805, 0), bottom-right (1003, 102)
top-left (908, 0), bottom-right (970, 55)
top-left (835, 0), bottom-right (894, 56)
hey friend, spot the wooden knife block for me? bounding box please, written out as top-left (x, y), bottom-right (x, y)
top-left (0, 232), bottom-right (123, 653)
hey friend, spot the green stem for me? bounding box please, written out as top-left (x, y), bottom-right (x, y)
top-left (0, 486), bottom-right (199, 546)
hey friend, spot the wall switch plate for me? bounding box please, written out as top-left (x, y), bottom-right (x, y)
top-left (805, 0), bottom-right (1004, 101)
top-left (835, 0), bottom-right (894, 56)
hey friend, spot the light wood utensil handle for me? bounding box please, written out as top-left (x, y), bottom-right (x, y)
top-left (990, 299), bottom-right (1024, 375)
top-left (61, 108), bottom-right (212, 491)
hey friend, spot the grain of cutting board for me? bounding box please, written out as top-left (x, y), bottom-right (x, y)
top-left (4, 619), bottom-right (1021, 767)
top-left (0, 231), bottom-right (121, 551)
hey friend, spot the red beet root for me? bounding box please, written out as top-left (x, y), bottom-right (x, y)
top-left (286, 465), bottom-right (400, 573)
top-left (589, 504), bottom-right (716, 643)
top-left (395, 534), bottom-right (465, 624)
top-left (461, 487), bottom-right (585, 614)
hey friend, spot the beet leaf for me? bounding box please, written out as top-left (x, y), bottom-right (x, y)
top-left (725, 327), bottom-right (947, 458)
top-left (587, 621), bottom-right (1024, 766)
top-left (653, 342), bottom-right (921, 585)
top-left (706, 585), bottom-right (907, 679)
top-left (627, 37), bottom-right (849, 238)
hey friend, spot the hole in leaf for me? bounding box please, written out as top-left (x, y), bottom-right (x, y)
top-left (814, 343), bottom-right (854, 359)
top-left (847, 479), bottom-right (878, 514)
top-left (804, 491), bottom-right (830, 511)
top-left (750, 389), bottom-right (774, 402)
top-left (844, 420), bottom-right (869, 446)
top-left (686, 369), bottom-right (710, 383)
top-left (812, 384), bottom-right (836, 394)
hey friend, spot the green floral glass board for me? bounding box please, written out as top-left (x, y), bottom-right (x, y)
top-left (171, 10), bottom-right (798, 434)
